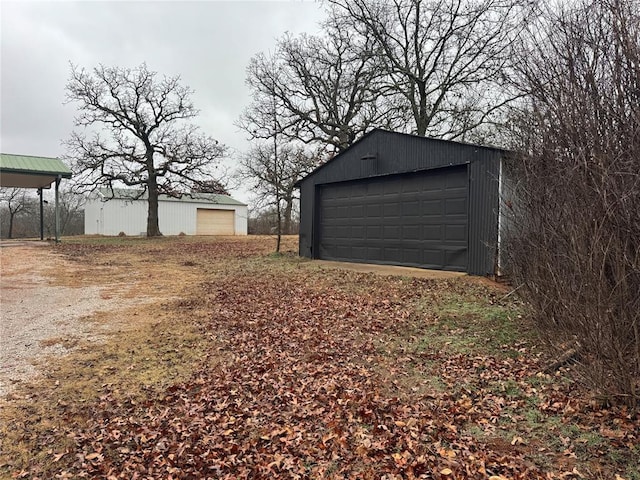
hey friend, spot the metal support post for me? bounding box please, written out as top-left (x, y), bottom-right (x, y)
top-left (55, 176), bottom-right (61, 243)
top-left (38, 188), bottom-right (44, 240)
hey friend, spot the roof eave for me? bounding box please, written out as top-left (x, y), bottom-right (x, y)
top-left (0, 167), bottom-right (72, 178)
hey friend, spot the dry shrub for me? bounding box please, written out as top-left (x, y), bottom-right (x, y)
top-left (504, 0), bottom-right (640, 407)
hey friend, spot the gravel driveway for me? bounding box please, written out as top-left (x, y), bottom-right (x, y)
top-left (0, 244), bottom-right (142, 396)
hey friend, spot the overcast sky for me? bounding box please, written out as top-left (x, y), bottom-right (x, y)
top-left (1, 0), bottom-right (326, 203)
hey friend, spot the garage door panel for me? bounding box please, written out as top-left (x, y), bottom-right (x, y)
top-left (384, 246), bottom-right (401, 259)
top-left (423, 224), bottom-right (443, 241)
top-left (351, 205), bottom-right (365, 217)
top-left (445, 197), bottom-right (467, 215)
top-left (324, 225), bottom-right (346, 238)
top-left (403, 225), bottom-right (421, 240)
top-left (446, 249), bottom-right (467, 269)
top-left (422, 199), bottom-right (443, 216)
top-left (383, 225), bottom-right (401, 238)
top-left (366, 204), bottom-right (381, 217)
top-left (196, 209), bottom-right (235, 235)
top-left (446, 224), bottom-right (467, 241)
top-left (317, 166), bottom-right (468, 271)
top-left (383, 202), bottom-right (401, 216)
top-left (351, 183), bottom-right (368, 197)
top-left (423, 249), bottom-right (445, 267)
top-left (403, 177), bottom-right (425, 193)
top-left (446, 175), bottom-right (468, 189)
top-left (402, 248), bottom-right (422, 264)
top-left (404, 201), bottom-right (421, 215)
top-left (366, 225), bottom-right (382, 238)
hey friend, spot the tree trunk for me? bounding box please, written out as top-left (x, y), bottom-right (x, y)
top-left (8, 213), bottom-right (14, 239)
top-left (415, 80), bottom-right (428, 136)
top-left (146, 188), bottom-right (161, 237)
top-left (283, 196), bottom-right (293, 234)
top-left (145, 148), bottom-right (162, 237)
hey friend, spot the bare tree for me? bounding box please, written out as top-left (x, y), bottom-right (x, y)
top-left (504, 0), bottom-right (640, 406)
top-left (239, 142), bottom-right (322, 235)
top-left (41, 188), bottom-right (85, 237)
top-left (239, 12), bottom-right (403, 153)
top-left (247, 206), bottom-right (300, 235)
top-left (0, 188), bottom-right (32, 239)
top-left (65, 63), bottom-right (227, 237)
top-left (329, 0), bottom-right (526, 141)
top-left (190, 179), bottom-right (230, 196)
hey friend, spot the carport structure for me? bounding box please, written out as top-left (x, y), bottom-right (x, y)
top-left (0, 153), bottom-right (72, 242)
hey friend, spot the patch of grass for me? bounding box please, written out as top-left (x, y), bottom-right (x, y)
top-left (61, 235), bottom-right (165, 246)
top-left (498, 379), bottom-right (524, 399)
top-left (407, 293), bottom-right (527, 356)
top-left (474, 403), bottom-right (639, 479)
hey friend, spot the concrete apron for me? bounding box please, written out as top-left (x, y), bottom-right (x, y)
top-left (311, 260), bottom-right (466, 280)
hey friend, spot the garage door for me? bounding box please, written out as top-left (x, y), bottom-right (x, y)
top-left (196, 209), bottom-right (235, 235)
top-left (317, 165), bottom-right (468, 271)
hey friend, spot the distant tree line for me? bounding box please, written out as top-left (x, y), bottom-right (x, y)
top-left (0, 187), bottom-right (84, 239)
top-left (248, 207), bottom-right (300, 236)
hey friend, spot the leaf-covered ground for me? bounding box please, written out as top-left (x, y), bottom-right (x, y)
top-left (1, 236), bottom-right (638, 479)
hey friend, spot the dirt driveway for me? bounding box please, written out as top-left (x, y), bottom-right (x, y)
top-left (0, 239), bottom-right (470, 397)
top-left (0, 243), bottom-right (196, 396)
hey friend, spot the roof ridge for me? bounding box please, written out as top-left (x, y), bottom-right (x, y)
top-left (1, 153), bottom-right (61, 160)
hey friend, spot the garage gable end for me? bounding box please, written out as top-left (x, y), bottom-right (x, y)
top-left (298, 129), bottom-right (499, 188)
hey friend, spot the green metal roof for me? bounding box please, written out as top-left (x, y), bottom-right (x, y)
top-left (0, 153), bottom-right (72, 177)
top-left (0, 153), bottom-right (72, 188)
top-left (98, 188), bottom-right (247, 206)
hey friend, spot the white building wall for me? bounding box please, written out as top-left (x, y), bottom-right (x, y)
top-left (235, 205), bottom-right (248, 235)
top-left (84, 197), bottom-right (248, 236)
top-left (84, 198), bottom-right (148, 235)
top-left (84, 199), bottom-right (101, 235)
top-left (159, 200), bottom-right (197, 235)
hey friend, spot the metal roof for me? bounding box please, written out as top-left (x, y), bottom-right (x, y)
top-left (0, 153), bottom-right (72, 189)
top-left (98, 188), bottom-right (247, 206)
top-left (295, 128), bottom-right (507, 187)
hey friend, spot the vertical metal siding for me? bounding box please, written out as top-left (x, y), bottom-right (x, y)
top-left (101, 198), bottom-right (148, 235)
top-left (84, 199), bottom-right (100, 234)
top-left (235, 206), bottom-right (249, 235)
top-left (298, 182), bottom-right (314, 257)
top-left (467, 150), bottom-right (501, 275)
top-left (159, 201), bottom-right (197, 235)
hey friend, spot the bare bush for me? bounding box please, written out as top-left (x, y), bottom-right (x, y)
top-left (504, 0), bottom-right (640, 407)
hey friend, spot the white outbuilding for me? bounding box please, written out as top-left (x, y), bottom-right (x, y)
top-left (84, 189), bottom-right (248, 236)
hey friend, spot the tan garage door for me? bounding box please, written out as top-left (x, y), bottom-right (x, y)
top-left (196, 209), bottom-right (235, 235)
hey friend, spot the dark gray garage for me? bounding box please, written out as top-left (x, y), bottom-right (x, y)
top-left (296, 129), bottom-right (506, 276)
